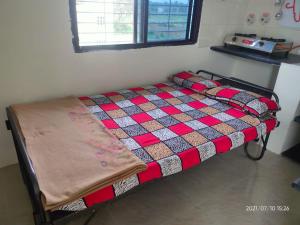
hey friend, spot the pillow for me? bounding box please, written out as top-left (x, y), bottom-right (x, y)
top-left (173, 71), bottom-right (221, 94)
top-left (206, 86), bottom-right (280, 117)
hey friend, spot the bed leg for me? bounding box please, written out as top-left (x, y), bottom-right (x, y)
top-left (244, 133), bottom-right (270, 161)
top-left (33, 211), bottom-right (52, 225)
top-left (83, 209), bottom-right (97, 225)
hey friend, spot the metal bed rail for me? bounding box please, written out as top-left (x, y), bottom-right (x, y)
top-left (6, 107), bottom-right (49, 225)
top-left (6, 108), bottom-right (96, 225)
top-left (196, 69), bottom-right (280, 160)
top-left (196, 69), bottom-right (280, 105)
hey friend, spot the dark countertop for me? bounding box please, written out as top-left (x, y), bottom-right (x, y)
top-left (210, 46), bottom-right (300, 66)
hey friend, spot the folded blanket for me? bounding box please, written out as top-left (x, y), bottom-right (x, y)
top-left (11, 97), bottom-right (146, 210)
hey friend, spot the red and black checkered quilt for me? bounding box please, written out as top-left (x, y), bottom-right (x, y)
top-left (57, 82), bottom-right (277, 211)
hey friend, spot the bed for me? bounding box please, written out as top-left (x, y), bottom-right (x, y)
top-left (6, 70), bottom-right (280, 225)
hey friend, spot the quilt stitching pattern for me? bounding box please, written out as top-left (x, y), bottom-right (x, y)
top-left (58, 82), bottom-right (277, 211)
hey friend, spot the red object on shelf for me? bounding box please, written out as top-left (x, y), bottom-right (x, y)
top-left (242, 39), bottom-right (254, 45)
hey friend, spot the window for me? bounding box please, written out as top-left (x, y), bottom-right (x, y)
top-left (69, 0), bottom-right (203, 52)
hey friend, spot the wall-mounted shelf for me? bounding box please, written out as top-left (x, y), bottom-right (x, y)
top-left (210, 46), bottom-right (300, 66)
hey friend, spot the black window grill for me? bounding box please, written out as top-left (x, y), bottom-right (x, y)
top-left (69, 0), bottom-right (203, 52)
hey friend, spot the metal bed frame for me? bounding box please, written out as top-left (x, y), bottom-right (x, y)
top-left (196, 70), bottom-right (280, 161)
top-left (5, 70), bottom-right (280, 225)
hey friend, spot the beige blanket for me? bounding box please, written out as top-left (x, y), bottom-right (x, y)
top-left (11, 97), bottom-right (146, 211)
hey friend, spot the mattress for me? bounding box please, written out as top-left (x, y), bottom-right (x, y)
top-left (58, 82), bottom-right (277, 211)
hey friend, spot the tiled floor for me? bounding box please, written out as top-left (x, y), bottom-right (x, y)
top-left (0, 144), bottom-right (299, 225)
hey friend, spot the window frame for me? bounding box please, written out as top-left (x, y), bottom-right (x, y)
top-left (69, 0), bottom-right (203, 53)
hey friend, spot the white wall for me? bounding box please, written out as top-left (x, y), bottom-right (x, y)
top-left (228, 0), bottom-right (300, 153)
top-left (0, 0), bottom-right (248, 168)
top-left (229, 0), bottom-right (300, 89)
top-left (198, 0), bottom-right (247, 48)
top-left (242, 0), bottom-right (300, 50)
top-left (268, 63), bottom-right (300, 154)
